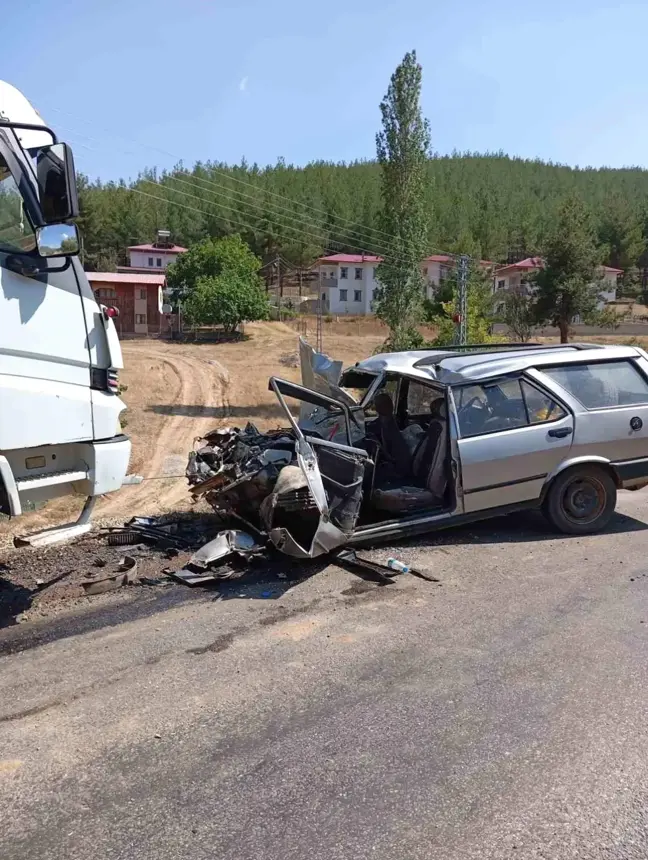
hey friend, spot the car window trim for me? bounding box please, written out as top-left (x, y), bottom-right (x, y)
top-left (519, 377), bottom-right (567, 425)
top-left (535, 357), bottom-right (648, 411)
top-left (452, 372), bottom-right (572, 440)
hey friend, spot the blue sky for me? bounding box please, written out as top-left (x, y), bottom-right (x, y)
top-left (5, 0), bottom-right (648, 180)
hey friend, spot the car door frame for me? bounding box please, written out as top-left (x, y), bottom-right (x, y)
top-left (450, 372), bottom-right (575, 513)
top-left (268, 376), bottom-right (370, 558)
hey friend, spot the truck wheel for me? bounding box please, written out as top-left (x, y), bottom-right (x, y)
top-left (542, 465), bottom-right (617, 535)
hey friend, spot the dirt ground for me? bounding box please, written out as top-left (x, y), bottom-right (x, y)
top-left (0, 320), bottom-right (386, 541)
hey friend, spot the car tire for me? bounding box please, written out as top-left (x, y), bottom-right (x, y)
top-left (542, 465), bottom-right (617, 535)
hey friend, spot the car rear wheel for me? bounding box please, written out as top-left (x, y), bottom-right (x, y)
top-left (542, 465), bottom-right (617, 535)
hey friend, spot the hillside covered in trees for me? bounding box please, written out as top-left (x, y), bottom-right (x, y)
top-left (77, 153), bottom-right (648, 287)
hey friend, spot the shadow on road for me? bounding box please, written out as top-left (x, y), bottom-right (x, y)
top-left (0, 580), bottom-right (32, 629)
top-left (390, 509), bottom-right (648, 551)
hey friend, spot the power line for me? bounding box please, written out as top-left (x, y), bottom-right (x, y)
top-left (66, 122), bottom-right (424, 263)
top-left (128, 187), bottom-right (342, 260)
top-left (52, 109), bottom-right (457, 260)
top-left (132, 178), bottom-right (435, 272)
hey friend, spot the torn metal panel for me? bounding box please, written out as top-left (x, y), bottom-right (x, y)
top-left (298, 338), bottom-right (365, 445)
top-left (191, 530), bottom-right (263, 567)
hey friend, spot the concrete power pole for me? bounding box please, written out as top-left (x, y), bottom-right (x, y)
top-left (454, 255), bottom-right (469, 345)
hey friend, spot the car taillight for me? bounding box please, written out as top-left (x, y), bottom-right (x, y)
top-left (103, 306), bottom-right (119, 320)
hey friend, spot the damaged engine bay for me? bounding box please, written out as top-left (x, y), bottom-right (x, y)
top-left (185, 339), bottom-right (451, 563)
top-left (186, 420), bottom-right (366, 560)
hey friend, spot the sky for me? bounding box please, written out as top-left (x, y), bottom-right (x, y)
top-left (4, 0), bottom-right (648, 181)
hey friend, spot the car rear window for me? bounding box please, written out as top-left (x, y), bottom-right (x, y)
top-left (541, 361), bottom-right (648, 409)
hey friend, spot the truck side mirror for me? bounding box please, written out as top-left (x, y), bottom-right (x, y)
top-left (36, 223), bottom-right (80, 257)
top-left (36, 142), bottom-right (79, 223)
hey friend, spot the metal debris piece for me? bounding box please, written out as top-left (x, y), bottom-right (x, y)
top-left (101, 522), bottom-right (191, 549)
top-left (81, 556), bottom-right (139, 595)
top-left (335, 549), bottom-right (440, 584)
top-left (117, 556), bottom-right (138, 573)
top-left (105, 530), bottom-right (142, 547)
top-left (172, 529), bottom-right (265, 587)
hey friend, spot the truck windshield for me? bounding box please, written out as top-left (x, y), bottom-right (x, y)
top-left (0, 151), bottom-right (35, 254)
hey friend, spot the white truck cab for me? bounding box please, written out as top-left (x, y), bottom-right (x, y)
top-left (0, 82), bottom-right (130, 541)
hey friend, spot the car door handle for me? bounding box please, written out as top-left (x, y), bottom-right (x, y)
top-left (548, 426), bottom-right (573, 439)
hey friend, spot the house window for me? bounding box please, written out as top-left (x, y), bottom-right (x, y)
top-left (542, 361), bottom-right (648, 409)
top-left (95, 287), bottom-right (117, 300)
top-left (339, 289), bottom-right (348, 301)
top-left (373, 268), bottom-right (377, 279)
top-left (354, 267), bottom-right (362, 280)
top-left (135, 314), bottom-right (147, 325)
top-left (497, 279), bottom-right (506, 291)
top-left (354, 290), bottom-right (362, 302)
top-left (156, 257), bottom-right (162, 267)
top-left (148, 257), bottom-right (154, 267)
top-left (321, 293), bottom-right (326, 301)
top-left (340, 267), bottom-right (348, 280)
top-left (423, 267), bottom-right (428, 276)
top-left (139, 288), bottom-right (147, 300)
top-left (440, 265), bottom-right (452, 280)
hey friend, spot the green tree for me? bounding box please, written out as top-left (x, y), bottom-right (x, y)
top-left (500, 288), bottom-right (535, 342)
top-left (183, 275), bottom-right (269, 333)
top-left (374, 50), bottom-right (431, 350)
top-left (167, 234), bottom-right (268, 332)
top-left (532, 194), bottom-right (602, 343)
top-left (597, 194), bottom-right (646, 297)
top-left (428, 263), bottom-right (498, 346)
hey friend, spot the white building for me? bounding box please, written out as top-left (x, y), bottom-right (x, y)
top-left (317, 253), bottom-right (492, 315)
top-left (117, 230), bottom-right (187, 275)
top-left (493, 257), bottom-right (622, 317)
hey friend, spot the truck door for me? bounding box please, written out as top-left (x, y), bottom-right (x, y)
top-left (0, 149), bottom-right (92, 451)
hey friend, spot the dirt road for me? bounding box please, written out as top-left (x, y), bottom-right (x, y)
top-left (100, 340), bottom-right (231, 517)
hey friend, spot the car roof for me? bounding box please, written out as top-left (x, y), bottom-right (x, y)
top-left (353, 343), bottom-right (644, 384)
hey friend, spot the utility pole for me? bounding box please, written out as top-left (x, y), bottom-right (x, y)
top-left (316, 271), bottom-right (324, 352)
top-left (454, 255), bottom-right (469, 345)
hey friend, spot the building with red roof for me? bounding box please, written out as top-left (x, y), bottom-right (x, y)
top-left (316, 253), bottom-right (493, 315)
top-left (87, 272), bottom-right (168, 336)
top-left (494, 257), bottom-right (622, 316)
top-left (117, 230), bottom-right (187, 275)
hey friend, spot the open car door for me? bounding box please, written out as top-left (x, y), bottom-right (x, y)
top-left (264, 377), bottom-right (369, 559)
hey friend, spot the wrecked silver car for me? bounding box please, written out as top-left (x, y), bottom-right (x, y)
top-left (187, 339), bottom-right (648, 559)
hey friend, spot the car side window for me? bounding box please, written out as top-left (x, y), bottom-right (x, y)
top-left (542, 361), bottom-right (648, 408)
top-left (520, 380), bottom-right (566, 424)
top-left (455, 379), bottom-right (527, 437)
top-left (407, 381), bottom-right (439, 415)
top-left (364, 378), bottom-right (400, 418)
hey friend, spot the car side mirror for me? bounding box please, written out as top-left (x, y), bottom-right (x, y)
top-left (36, 142), bottom-right (79, 223)
top-left (36, 223), bottom-right (80, 257)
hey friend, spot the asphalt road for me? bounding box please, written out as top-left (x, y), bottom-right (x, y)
top-left (2, 494), bottom-right (648, 859)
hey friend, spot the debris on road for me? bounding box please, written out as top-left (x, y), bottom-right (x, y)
top-left (81, 555), bottom-right (138, 595)
top-left (173, 529), bottom-right (265, 586)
